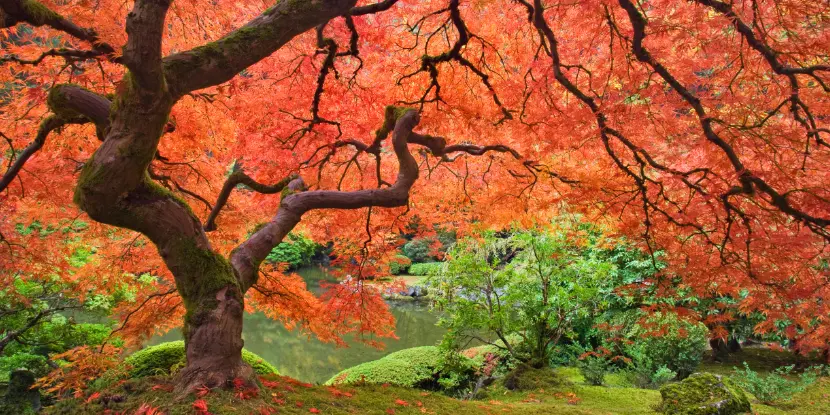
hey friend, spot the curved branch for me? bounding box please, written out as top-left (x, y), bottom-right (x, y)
top-left (350, 0), bottom-right (399, 16)
top-left (163, 0), bottom-right (358, 96)
top-left (0, 48), bottom-right (106, 66)
top-left (47, 84), bottom-right (112, 131)
top-left (204, 170), bottom-right (297, 232)
top-left (1, 84), bottom-right (112, 193)
top-left (230, 109), bottom-right (420, 291)
top-left (0, 0), bottom-right (117, 60)
top-left (0, 116), bottom-right (85, 193)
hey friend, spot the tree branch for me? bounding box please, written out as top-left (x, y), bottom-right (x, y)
top-left (0, 48), bottom-right (106, 66)
top-left (123, 0), bottom-right (170, 91)
top-left (1, 116), bottom-right (80, 193)
top-left (163, 0), bottom-right (358, 97)
top-left (0, 0), bottom-right (117, 61)
top-left (350, 0), bottom-right (399, 16)
top-left (230, 108), bottom-right (420, 291)
top-left (1, 85), bottom-right (111, 193)
top-left (204, 170), bottom-right (297, 232)
top-left (0, 305), bottom-right (75, 353)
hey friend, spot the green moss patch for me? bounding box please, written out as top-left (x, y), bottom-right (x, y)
top-left (657, 372), bottom-right (751, 415)
top-left (21, 0), bottom-right (61, 26)
top-left (325, 346), bottom-right (468, 390)
top-left (37, 367), bottom-right (830, 415)
top-left (124, 341), bottom-right (278, 378)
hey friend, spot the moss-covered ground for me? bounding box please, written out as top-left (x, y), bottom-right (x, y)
top-left (42, 348), bottom-right (830, 414)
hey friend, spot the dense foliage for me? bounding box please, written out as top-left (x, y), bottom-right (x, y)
top-left (430, 220), bottom-right (615, 366)
top-left (0, 0), bottom-right (829, 400)
top-left (731, 362), bottom-right (821, 405)
top-left (407, 262), bottom-right (443, 276)
top-left (264, 232), bottom-right (320, 270)
top-left (614, 312), bottom-right (708, 382)
top-left (0, 221), bottom-right (123, 384)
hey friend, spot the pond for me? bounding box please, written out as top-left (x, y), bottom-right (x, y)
top-left (151, 267), bottom-right (445, 384)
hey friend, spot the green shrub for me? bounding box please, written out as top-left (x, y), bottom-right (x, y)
top-left (402, 238), bottom-right (433, 263)
top-left (325, 346), bottom-right (475, 392)
top-left (389, 255), bottom-right (412, 275)
top-left (408, 262), bottom-right (443, 276)
top-left (620, 312), bottom-right (707, 380)
top-left (731, 362), bottom-right (819, 405)
top-left (578, 355), bottom-right (610, 386)
top-left (651, 366), bottom-right (678, 388)
top-left (430, 226), bottom-right (614, 366)
top-left (623, 352), bottom-right (677, 389)
top-left (657, 372), bottom-right (750, 415)
top-left (0, 353), bottom-right (48, 382)
top-left (124, 341), bottom-right (278, 378)
top-left (264, 233), bottom-right (318, 270)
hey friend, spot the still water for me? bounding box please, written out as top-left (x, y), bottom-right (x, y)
top-left (151, 267), bottom-right (445, 384)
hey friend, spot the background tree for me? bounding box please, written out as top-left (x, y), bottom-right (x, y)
top-left (0, 0), bottom-right (828, 393)
top-left (430, 222), bottom-right (614, 367)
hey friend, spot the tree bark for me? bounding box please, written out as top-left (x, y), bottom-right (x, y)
top-left (727, 336), bottom-right (742, 353)
top-left (709, 338), bottom-right (730, 361)
top-left (178, 284), bottom-right (251, 391)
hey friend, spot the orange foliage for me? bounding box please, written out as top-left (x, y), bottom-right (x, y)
top-left (34, 345), bottom-right (122, 397)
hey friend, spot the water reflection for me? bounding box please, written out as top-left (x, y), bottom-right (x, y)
top-left (151, 267), bottom-right (445, 384)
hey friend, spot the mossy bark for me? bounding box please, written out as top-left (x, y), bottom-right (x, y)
top-left (178, 274), bottom-right (251, 391)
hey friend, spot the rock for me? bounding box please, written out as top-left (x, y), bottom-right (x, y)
top-left (657, 373), bottom-right (751, 415)
top-left (397, 285), bottom-right (429, 297)
top-left (1, 368), bottom-right (41, 414)
top-left (411, 285), bottom-right (428, 297)
top-left (399, 286), bottom-right (416, 297)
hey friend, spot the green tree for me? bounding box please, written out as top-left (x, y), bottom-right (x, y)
top-left (430, 221), bottom-right (614, 367)
top-left (264, 232), bottom-right (319, 270)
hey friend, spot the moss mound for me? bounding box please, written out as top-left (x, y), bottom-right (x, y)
top-left (657, 372), bottom-right (750, 415)
top-left (325, 346), bottom-right (471, 389)
top-left (503, 363), bottom-right (564, 391)
top-left (124, 341), bottom-right (278, 377)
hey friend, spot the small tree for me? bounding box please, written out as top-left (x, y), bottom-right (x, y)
top-left (430, 221), bottom-right (614, 367)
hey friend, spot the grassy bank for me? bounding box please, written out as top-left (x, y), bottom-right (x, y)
top-left (44, 348), bottom-right (830, 415)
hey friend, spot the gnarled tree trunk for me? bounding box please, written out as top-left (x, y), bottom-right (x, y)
top-left (179, 283), bottom-right (250, 390)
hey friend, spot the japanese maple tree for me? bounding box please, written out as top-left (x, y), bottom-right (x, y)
top-left (1, 0), bottom-right (828, 392)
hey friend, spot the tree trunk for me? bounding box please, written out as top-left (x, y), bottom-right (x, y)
top-left (176, 283), bottom-right (252, 392)
top-left (709, 338), bottom-right (730, 361)
top-left (727, 336), bottom-right (742, 353)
